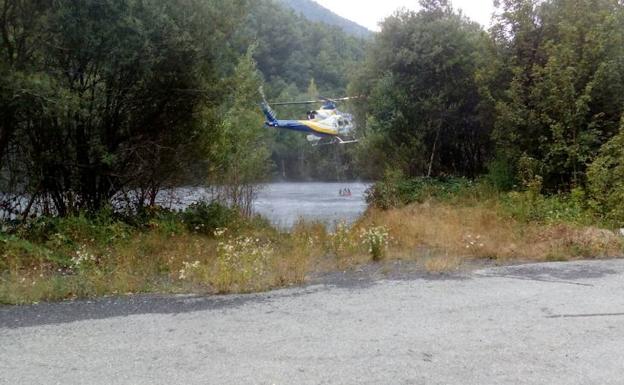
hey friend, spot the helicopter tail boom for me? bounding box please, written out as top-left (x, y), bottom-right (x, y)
top-left (261, 102), bottom-right (278, 126)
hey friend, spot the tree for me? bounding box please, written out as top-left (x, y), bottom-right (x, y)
top-left (246, 0), bottom-right (366, 95)
top-left (352, 2), bottom-right (493, 178)
top-left (0, 0), bottom-right (249, 217)
top-left (491, 0), bottom-right (624, 191)
top-left (587, 116), bottom-right (624, 223)
top-left (209, 48), bottom-right (272, 216)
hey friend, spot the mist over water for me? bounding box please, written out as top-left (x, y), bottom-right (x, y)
top-left (254, 182), bottom-right (370, 229)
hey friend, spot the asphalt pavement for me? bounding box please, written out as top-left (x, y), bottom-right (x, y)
top-left (2, 259), bottom-right (624, 384)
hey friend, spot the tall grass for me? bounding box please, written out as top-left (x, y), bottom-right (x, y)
top-left (362, 177), bottom-right (624, 271)
top-left (0, 206), bottom-right (377, 304)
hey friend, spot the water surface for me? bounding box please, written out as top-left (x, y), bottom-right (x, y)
top-left (162, 182), bottom-right (370, 229)
top-left (254, 182), bottom-right (370, 228)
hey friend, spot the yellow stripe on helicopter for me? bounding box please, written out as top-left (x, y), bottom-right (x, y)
top-left (296, 120), bottom-right (339, 135)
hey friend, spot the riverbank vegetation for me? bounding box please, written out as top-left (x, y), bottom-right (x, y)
top-left (0, 203), bottom-right (391, 304)
top-left (364, 176), bottom-right (623, 263)
top-left (4, 177), bottom-right (623, 304)
top-left (3, 0), bottom-right (624, 304)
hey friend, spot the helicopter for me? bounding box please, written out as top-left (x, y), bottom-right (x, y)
top-left (260, 91), bottom-right (359, 145)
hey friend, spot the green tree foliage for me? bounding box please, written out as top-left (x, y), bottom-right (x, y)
top-left (247, 0), bottom-right (365, 95)
top-left (587, 117), bottom-right (624, 223)
top-left (277, 0), bottom-right (373, 39)
top-left (352, 0), bottom-right (624, 198)
top-left (352, 1), bottom-right (494, 179)
top-left (209, 48), bottom-right (272, 215)
top-left (241, 1), bottom-right (367, 181)
top-left (4, 0), bottom-right (624, 223)
top-left (491, 0), bottom-right (624, 191)
top-left (0, 0), bottom-right (251, 216)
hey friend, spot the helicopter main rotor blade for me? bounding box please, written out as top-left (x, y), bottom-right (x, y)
top-left (270, 100), bottom-right (324, 106)
top-left (269, 96), bottom-right (362, 106)
top-left (317, 96), bottom-right (362, 103)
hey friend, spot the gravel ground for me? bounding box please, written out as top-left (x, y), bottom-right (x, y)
top-left (2, 259), bottom-right (624, 384)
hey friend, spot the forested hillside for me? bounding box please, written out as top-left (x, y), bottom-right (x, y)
top-left (248, 0), bottom-right (365, 97)
top-left (247, 0), bottom-right (367, 180)
top-left (277, 0), bottom-right (373, 38)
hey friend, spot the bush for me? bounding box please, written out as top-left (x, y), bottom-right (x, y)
top-left (181, 201), bottom-right (240, 235)
top-left (397, 177), bottom-right (475, 203)
top-left (587, 124), bottom-right (624, 224)
top-left (486, 156), bottom-right (516, 191)
top-left (328, 220), bottom-right (357, 257)
top-left (10, 207), bottom-right (132, 246)
top-left (0, 234), bottom-right (61, 270)
top-left (365, 169), bottom-right (404, 209)
top-left (501, 188), bottom-right (593, 225)
top-left (366, 171), bottom-right (476, 209)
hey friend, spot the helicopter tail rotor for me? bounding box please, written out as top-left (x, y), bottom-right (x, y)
top-left (259, 87), bottom-right (278, 125)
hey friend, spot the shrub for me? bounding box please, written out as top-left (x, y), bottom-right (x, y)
top-left (365, 169), bottom-right (404, 209)
top-left (0, 234), bottom-right (60, 270)
top-left (486, 156), bottom-right (516, 191)
top-left (182, 201), bottom-right (240, 235)
top-left (501, 188), bottom-right (593, 225)
top-left (587, 124), bottom-right (624, 224)
top-left (70, 244), bottom-right (99, 272)
top-left (177, 260), bottom-right (202, 281)
top-left (366, 172), bottom-right (475, 209)
top-left (128, 206), bottom-right (184, 233)
top-left (11, 208), bottom-right (133, 249)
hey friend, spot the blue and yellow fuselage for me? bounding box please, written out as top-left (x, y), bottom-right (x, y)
top-left (265, 119), bottom-right (338, 137)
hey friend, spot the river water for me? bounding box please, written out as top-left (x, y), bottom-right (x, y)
top-left (254, 182), bottom-right (370, 228)
top-left (168, 182), bottom-right (371, 229)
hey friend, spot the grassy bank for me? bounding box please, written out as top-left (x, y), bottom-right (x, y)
top-left (2, 180), bottom-right (623, 305)
top-left (0, 202), bottom-right (388, 304)
top-left (363, 177), bottom-right (623, 271)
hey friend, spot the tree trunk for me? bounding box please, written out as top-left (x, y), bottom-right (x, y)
top-left (428, 123), bottom-right (442, 178)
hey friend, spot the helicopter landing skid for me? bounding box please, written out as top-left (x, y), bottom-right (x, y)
top-left (336, 137), bottom-right (359, 145)
top-left (311, 137), bottom-right (359, 146)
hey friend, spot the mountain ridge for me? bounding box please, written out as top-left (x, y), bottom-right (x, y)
top-left (276, 0), bottom-right (373, 39)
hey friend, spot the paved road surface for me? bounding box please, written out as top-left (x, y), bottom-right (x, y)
top-left (2, 260), bottom-right (624, 384)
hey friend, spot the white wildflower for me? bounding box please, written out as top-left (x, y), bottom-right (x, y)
top-left (360, 226), bottom-right (390, 260)
top-left (178, 260), bottom-right (201, 280)
top-left (71, 245), bottom-right (97, 269)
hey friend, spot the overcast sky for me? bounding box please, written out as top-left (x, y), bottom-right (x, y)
top-left (313, 0), bottom-right (496, 31)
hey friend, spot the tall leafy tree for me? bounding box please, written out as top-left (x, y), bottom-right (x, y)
top-left (208, 48), bottom-right (272, 215)
top-left (491, 0), bottom-right (624, 190)
top-left (0, 0), bottom-right (250, 216)
top-left (352, 0), bottom-right (493, 178)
